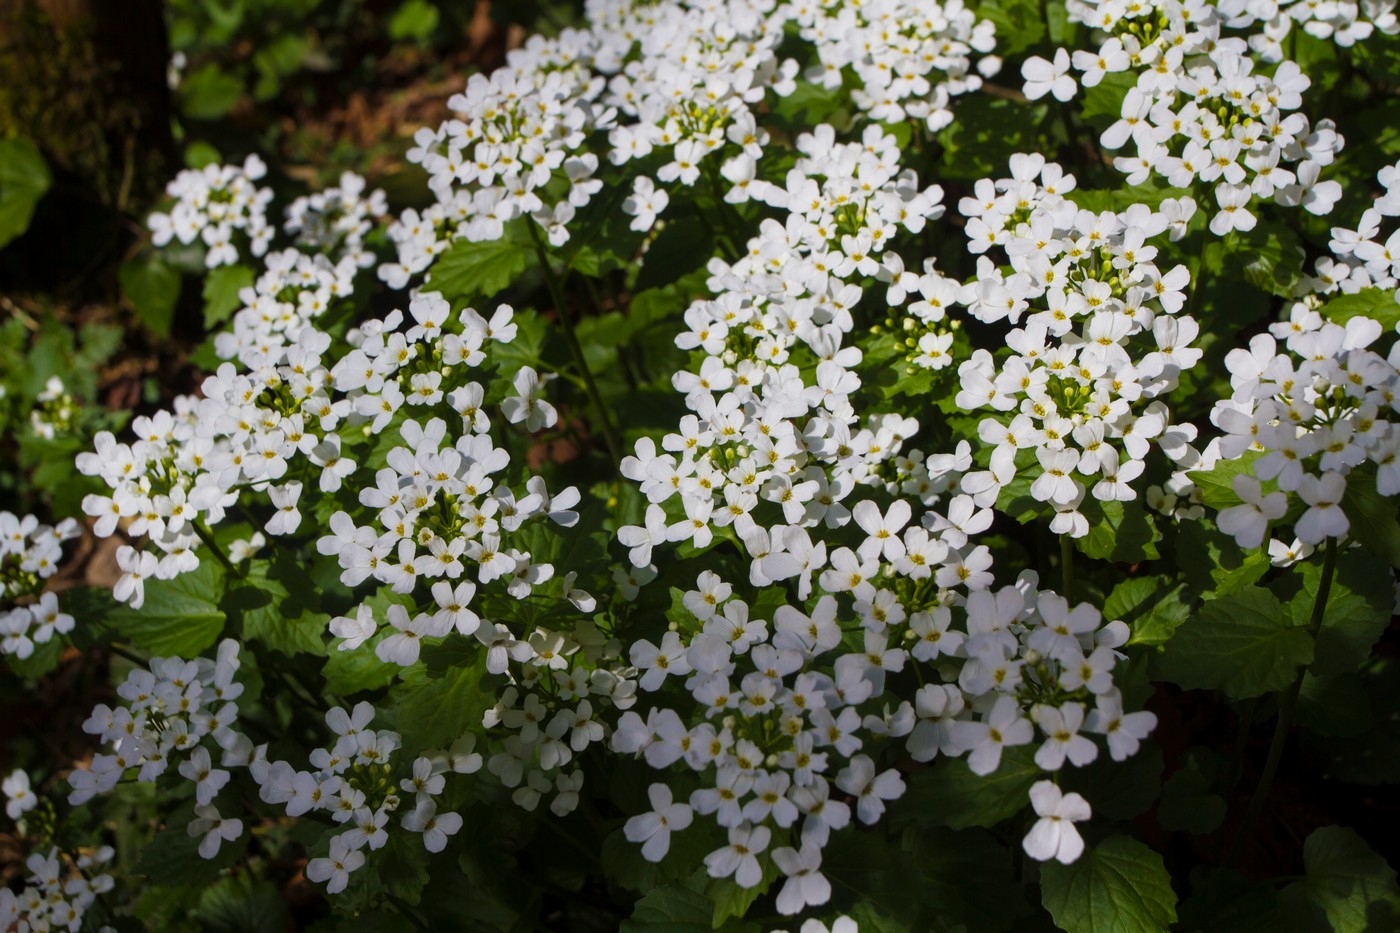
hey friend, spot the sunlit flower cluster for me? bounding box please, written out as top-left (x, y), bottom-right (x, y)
top-left (285, 171), bottom-right (389, 269)
top-left (952, 155), bottom-right (1203, 535)
top-left (1200, 314), bottom-right (1400, 548)
top-left (1023, 0), bottom-right (1347, 233)
top-left (148, 154), bottom-right (274, 267)
top-left (0, 512), bottom-right (80, 660)
top-left (0, 845), bottom-right (114, 932)
top-left (783, 0), bottom-right (999, 130)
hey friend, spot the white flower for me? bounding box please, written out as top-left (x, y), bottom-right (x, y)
top-left (501, 366), bottom-right (558, 433)
top-left (402, 799), bottom-right (462, 853)
top-left (306, 835), bottom-right (365, 894)
top-left (188, 804), bottom-right (243, 860)
top-left (772, 843), bottom-right (831, 915)
top-left (1022, 780), bottom-right (1091, 864)
top-left (624, 783), bottom-right (694, 862)
top-left (1216, 474), bottom-right (1288, 549)
top-left (1022, 49), bottom-right (1076, 102)
top-left (704, 823), bottom-right (771, 888)
top-left (3, 769), bottom-right (36, 820)
top-left (1295, 471), bottom-right (1350, 543)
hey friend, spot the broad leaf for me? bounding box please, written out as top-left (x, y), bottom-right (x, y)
top-left (620, 870), bottom-right (759, 932)
top-left (1279, 827), bottom-right (1400, 933)
top-left (0, 136), bottom-right (52, 249)
top-left (428, 236), bottom-right (529, 304)
top-left (1155, 586), bottom-right (1313, 698)
top-left (223, 554), bottom-right (328, 657)
top-left (890, 746), bottom-right (1039, 829)
top-left (121, 254), bottom-right (182, 336)
top-left (390, 649), bottom-right (492, 752)
top-left (1318, 287), bottom-right (1400, 329)
top-left (107, 560), bottom-right (227, 658)
top-left (1040, 835), bottom-right (1178, 933)
top-left (1288, 549), bottom-right (1391, 678)
top-left (203, 264), bottom-right (254, 329)
top-left (1104, 577), bottom-right (1191, 647)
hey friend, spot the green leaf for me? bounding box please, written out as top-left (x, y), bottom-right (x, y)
top-left (120, 254), bottom-right (182, 337)
top-left (185, 141), bottom-right (223, 169)
top-left (1104, 577), bottom-right (1191, 647)
top-left (203, 264), bottom-right (254, 329)
top-left (1318, 287), bottom-right (1400, 329)
top-left (1081, 72), bottom-right (1137, 125)
top-left (1156, 750), bottom-right (1227, 834)
top-left (5, 637), bottom-right (63, 679)
top-left (1339, 468), bottom-right (1400, 569)
top-left (389, 0), bottom-right (440, 41)
top-left (823, 830), bottom-right (929, 928)
top-left (1075, 500), bottom-right (1158, 564)
top-left (974, 0), bottom-right (1045, 54)
top-left (1062, 744), bottom-right (1162, 821)
top-left (1279, 827), bottom-right (1400, 933)
top-left (602, 820), bottom-right (722, 894)
top-left (0, 136), bottom-right (52, 249)
top-left (428, 237), bottom-right (529, 305)
top-left (636, 216), bottom-right (715, 292)
top-left (1204, 226), bottom-right (1303, 298)
top-left (1288, 549), bottom-right (1392, 677)
top-left (621, 870), bottom-right (759, 932)
top-left (1175, 521), bottom-right (1271, 598)
top-left (1040, 835), bottom-right (1178, 933)
top-left (223, 555), bottom-right (328, 657)
top-left (1297, 671), bottom-right (1371, 739)
top-left (133, 810), bottom-right (246, 885)
top-left (891, 746), bottom-right (1039, 830)
top-left (107, 560), bottom-right (227, 657)
top-left (390, 650), bottom-right (492, 752)
top-left (904, 827), bottom-right (1032, 932)
top-left (1188, 452), bottom-right (1265, 511)
top-left (193, 876), bottom-right (289, 933)
top-left (1154, 586), bottom-right (1313, 698)
top-left (1177, 868), bottom-right (1281, 933)
top-left (706, 858), bottom-right (778, 928)
top-left (1305, 657), bottom-right (1400, 785)
top-left (381, 832), bottom-right (433, 906)
top-left (180, 63), bottom-right (244, 121)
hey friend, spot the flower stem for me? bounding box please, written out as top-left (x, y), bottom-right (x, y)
top-left (527, 223), bottom-right (624, 468)
top-left (192, 520), bottom-right (238, 577)
top-left (1060, 534), bottom-right (1074, 600)
top-left (1226, 535), bottom-right (1337, 866)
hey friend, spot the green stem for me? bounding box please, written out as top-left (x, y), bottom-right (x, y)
top-left (1060, 534), bottom-right (1074, 600)
top-left (386, 894), bottom-right (432, 931)
top-left (527, 224), bottom-right (625, 468)
top-left (192, 520), bottom-right (238, 577)
top-left (1226, 536), bottom-right (1338, 866)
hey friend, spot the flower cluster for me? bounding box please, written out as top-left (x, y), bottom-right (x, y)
top-left (1305, 159), bottom-right (1400, 299)
top-left (951, 155), bottom-right (1203, 535)
top-left (616, 558), bottom-right (1154, 911)
top-left (0, 846), bottom-right (115, 932)
top-left (378, 29), bottom-right (604, 283)
top-left (1219, 0), bottom-right (1400, 60)
top-left (785, 0), bottom-right (999, 131)
top-left (1023, 0), bottom-right (1346, 233)
top-left (213, 246), bottom-right (358, 369)
top-left (29, 376), bottom-right (78, 441)
top-left (284, 171), bottom-right (388, 269)
top-left (251, 703), bottom-right (476, 892)
top-left (1, 512), bottom-right (80, 660)
top-left (609, 133), bottom-right (1156, 907)
top-left (147, 154), bottom-right (274, 267)
top-left (68, 640), bottom-right (247, 811)
top-left (1200, 314), bottom-right (1399, 548)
